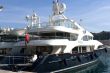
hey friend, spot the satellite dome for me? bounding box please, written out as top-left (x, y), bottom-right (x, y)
top-left (59, 3), bottom-right (66, 14)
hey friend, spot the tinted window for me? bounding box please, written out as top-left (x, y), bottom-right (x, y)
top-left (82, 35), bottom-right (92, 41)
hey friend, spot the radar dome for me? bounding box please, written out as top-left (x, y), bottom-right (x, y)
top-left (59, 3), bottom-right (66, 14)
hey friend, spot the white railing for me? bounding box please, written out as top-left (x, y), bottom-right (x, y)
top-left (28, 19), bottom-right (78, 29)
top-left (0, 55), bottom-right (32, 65)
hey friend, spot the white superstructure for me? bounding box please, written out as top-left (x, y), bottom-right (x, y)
top-left (15, 0), bottom-right (103, 55)
top-left (0, 28), bottom-right (26, 56)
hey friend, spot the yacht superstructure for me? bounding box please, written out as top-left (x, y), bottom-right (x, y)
top-left (21, 0), bottom-right (103, 54)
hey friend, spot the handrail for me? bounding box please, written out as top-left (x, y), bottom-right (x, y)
top-left (0, 55), bottom-right (32, 65)
top-left (29, 19), bottom-right (78, 29)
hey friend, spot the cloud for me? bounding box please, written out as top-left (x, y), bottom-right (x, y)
top-left (98, 6), bottom-right (110, 11)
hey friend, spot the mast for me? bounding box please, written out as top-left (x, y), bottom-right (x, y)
top-left (52, 0), bottom-right (66, 15)
top-left (53, 0), bottom-right (59, 15)
top-left (49, 0), bottom-right (67, 25)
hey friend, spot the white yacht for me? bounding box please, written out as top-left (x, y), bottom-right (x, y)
top-left (0, 0), bottom-right (107, 73)
top-left (0, 28), bottom-right (13, 54)
top-left (0, 28), bottom-right (26, 66)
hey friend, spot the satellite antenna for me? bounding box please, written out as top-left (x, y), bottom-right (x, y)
top-left (25, 11), bottom-right (40, 28)
top-left (59, 3), bottom-right (66, 14)
top-left (26, 15), bottom-right (30, 21)
top-left (53, 0), bottom-right (66, 15)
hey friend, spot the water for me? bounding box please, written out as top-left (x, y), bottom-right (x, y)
top-left (67, 49), bottom-right (110, 73)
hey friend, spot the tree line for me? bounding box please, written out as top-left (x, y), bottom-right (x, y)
top-left (92, 31), bottom-right (110, 40)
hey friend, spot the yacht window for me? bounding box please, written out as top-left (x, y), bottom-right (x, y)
top-left (35, 46), bottom-right (53, 55)
top-left (40, 32), bottom-right (70, 40)
top-left (78, 47), bottom-right (81, 53)
top-left (88, 36), bottom-right (93, 40)
top-left (70, 34), bottom-right (78, 41)
top-left (0, 35), bottom-right (24, 42)
top-left (72, 47), bottom-right (78, 54)
top-left (20, 48), bottom-right (25, 54)
top-left (53, 19), bottom-right (78, 29)
top-left (82, 46), bottom-right (86, 53)
top-left (56, 32), bottom-right (70, 39)
top-left (40, 33), bottom-right (55, 39)
top-left (90, 46), bottom-right (94, 52)
top-left (98, 45), bottom-right (103, 49)
top-left (0, 48), bottom-right (12, 55)
top-left (82, 35), bottom-right (93, 41)
top-left (82, 35), bottom-right (88, 41)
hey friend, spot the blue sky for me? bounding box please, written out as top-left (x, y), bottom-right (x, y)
top-left (0, 0), bottom-right (110, 32)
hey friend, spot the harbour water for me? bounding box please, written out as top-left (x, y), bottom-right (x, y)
top-left (68, 61), bottom-right (108, 73)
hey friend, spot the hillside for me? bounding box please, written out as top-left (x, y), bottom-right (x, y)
top-left (92, 31), bottom-right (110, 45)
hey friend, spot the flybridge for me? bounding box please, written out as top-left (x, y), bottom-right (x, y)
top-left (27, 19), bottom-right (79, 29)
top-left (26, 0), bottom-right (79, 30)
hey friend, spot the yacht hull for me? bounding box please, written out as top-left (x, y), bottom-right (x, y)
top-left (0, 48), bottom-right (106, 73)
top-left (51, 59), bottom-right (99, 73)
top-left (32, 48), bottom-right (106, 73)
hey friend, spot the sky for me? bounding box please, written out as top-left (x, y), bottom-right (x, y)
top-left (0, 0), bottom-right (110, 32)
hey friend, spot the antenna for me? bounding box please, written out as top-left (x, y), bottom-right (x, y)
top-left (79, 19), bottom-right (83, 25)
top-left (52, 0), bottom-right (66, 15)
top-left (59, 3), bottom-right (66, 14)
top-left (25, 11), bottom-right (40, 28)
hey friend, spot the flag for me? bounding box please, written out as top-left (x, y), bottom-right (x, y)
top-left (25, 33), bottom-right (30, 43)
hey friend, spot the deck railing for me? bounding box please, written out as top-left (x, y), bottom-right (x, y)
top-left (0, 55), bottom-right (32, 66)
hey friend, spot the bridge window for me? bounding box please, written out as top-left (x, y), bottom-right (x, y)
top-left (0, 48), bottom-right (12, 55)
top-left (72, 47), bottom-right (78, 54)
top-left (40, 32), bottom-right (70, 40)
top-left (70, 34), bottom-right (78, 41)
top-left (53, 19), bottom-right (79, 29)
top-left (82, 35), bottom-right (93, 41)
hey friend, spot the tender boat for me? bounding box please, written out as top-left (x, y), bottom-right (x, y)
top-left (0, 0), bottom-right (107, 73)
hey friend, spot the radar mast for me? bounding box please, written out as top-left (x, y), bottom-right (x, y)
top-left (52, 0), bottom-right (66, 15)
top-left (26, 11), bottom-right (40, 29)
top-left (49, 0), bottom-right (67, 24)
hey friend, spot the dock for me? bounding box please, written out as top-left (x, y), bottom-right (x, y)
top-left (0, 70), bottom-right (33, 73)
